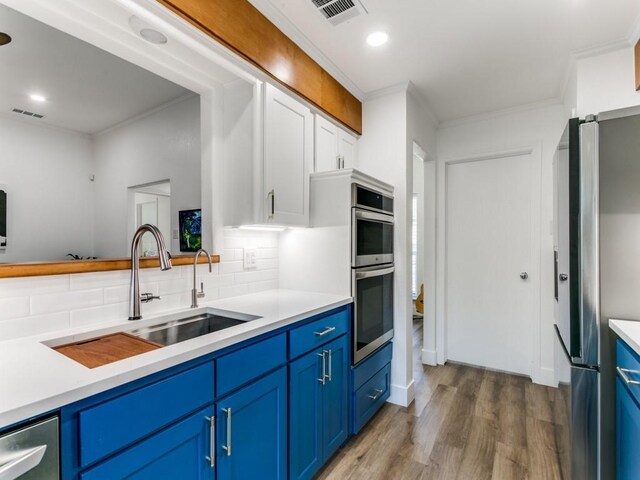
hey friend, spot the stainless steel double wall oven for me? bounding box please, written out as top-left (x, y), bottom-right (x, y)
top-left (351, 183), bottom-right (394, 364)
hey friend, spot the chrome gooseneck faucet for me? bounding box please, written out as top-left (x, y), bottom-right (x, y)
top-left (191, 248), bottom-right (213, 308)
top-left (129, 224), bottom-right (172, 320)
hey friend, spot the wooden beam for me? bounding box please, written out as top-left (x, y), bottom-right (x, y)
top-left (0, 254), bottom-right (219, 279)
top-left (157, 0), bottom-right (362, 135)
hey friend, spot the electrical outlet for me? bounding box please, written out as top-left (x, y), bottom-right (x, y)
top-left (244, 247), bottom-right (257, 269)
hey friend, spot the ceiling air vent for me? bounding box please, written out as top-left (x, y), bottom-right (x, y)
top-left (12, 108), bottom-right (44, 119)
top-left (311, 0), bottom-right (367, 26)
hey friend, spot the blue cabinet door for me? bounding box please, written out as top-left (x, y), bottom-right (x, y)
top-left (289, 347), bottom-right (323, 480)
top-left (81, 405), bottom-right (214, 480)
top-left (322, 335), bottom-right (349, 460)
top-left (617, 377), bottom-right (640, 480)
top-left (216, 367), bottom-right (287, 480)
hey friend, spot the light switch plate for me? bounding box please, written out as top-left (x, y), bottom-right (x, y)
top-left (244, 247), bottom-right (257, 269)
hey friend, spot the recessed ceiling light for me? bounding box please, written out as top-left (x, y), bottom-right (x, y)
top-left (0, 32), bottom-right (11, 46)
top-left (29, 94), bottom-right (46, 102)
top-left (366, 32), bottom-right (388, 47)
top-left (139, 28), bottom-right (168, 45)
top-left (129, 15), bottom-right (168, 45)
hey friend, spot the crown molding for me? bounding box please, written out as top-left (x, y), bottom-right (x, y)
top-left (0, 110), bottom-right (90, 138)
top-left (439, 97), bottom-right (563, 130)
top-left (247, 0), bottom-right (364, 101)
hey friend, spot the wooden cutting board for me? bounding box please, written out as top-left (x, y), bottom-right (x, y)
top-left (54, 332), bottom-right (162, 368)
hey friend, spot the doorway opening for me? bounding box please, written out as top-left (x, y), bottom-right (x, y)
top-left (129, 180), bottom-right (171, 257)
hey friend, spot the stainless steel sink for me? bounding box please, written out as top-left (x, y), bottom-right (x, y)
top-left (129, 311), bottom-right (260, 346)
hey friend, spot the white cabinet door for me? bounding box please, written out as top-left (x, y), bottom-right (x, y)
top-left (314, 115), bottom-right (339, 172)
top-left (264, 83), bottom-right (313, 226)
top-left (337, 129), bottom-right (357, 169)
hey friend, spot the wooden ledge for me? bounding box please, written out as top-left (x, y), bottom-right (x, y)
top-left (0, 254), bottom-right (220, 279)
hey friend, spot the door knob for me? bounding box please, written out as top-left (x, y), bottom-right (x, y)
top-left (559, 273), bottom-right (568, 282)
top-left (520, 272), bottom-right (528, 280)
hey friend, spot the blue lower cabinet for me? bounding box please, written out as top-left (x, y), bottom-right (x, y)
top-left (216, 367), bottom-right (287, 480)
top-left (81, 405), bottom-right (214, 480)
top-left (290, 335), bottom-right (349, 480)
top-left (321, 335), bottom-right (349, 460)
top-left (617, 376), bottom-right (640, 480)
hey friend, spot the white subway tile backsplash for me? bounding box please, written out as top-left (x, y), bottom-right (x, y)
top-left (70, 270), bottom-right (129, 290)
top-left (30, 289), bottom-right (104, 315)
top-left (70, 303), bottom-right (128, 327)
top-left (0, 312), bottom-right (70, 341)
top-left (0, 297), bottom-right (30, 320)
top-left (0, 275), bottom-right (70, 299)
top-left (0, 231), bottom-right (279, 340)
top-left (219, 261), bottom-right (244, 274)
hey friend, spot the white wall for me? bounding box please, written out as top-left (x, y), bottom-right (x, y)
top-left (0, 229), bottom-right (279, 341)
top-left (436, 103), bottom-right (567, 386)
top-left (0, 115), bottom-right (95, 262)
top-left (357, 85), bottom-right (437, 406)
top-left (358, 89), bottom-right (412, 405)
top-left (407, 88), bottom-right (439, 368)
top-left (91, 94), bottom-right (201, 258)
top-left (412, 153), bottom-right (424, 299)
top-left (575, 47), bottom-right (640, 117)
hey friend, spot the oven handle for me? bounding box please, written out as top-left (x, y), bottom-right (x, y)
top-left (355, 266), bottom-right (395, 280)
top-left (354, 209), bottom-right (394, 224)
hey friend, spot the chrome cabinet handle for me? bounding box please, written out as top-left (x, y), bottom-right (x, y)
top-left (336, 155), bottom-right (341, 169)
top-left (317, 351), bottom-right (326, 384)
top-left (314, 326), bottom-right (336, 336)
top-left (267, 189), bottom-right (275, 218)
top-left (0, 445), bottom-right (47, 479)
top-left (205, 416), bottom-right (215, 467)
top-left (341, 156), bottom-right (345, 169)
top-left (368, 388), bottom-right (384, 400)
top-left (222, 408), bottom-right (232, 456)
top-left (617, 367), bottom-right (640, 385)
top-left (327, 349), bottom-right (333, 382)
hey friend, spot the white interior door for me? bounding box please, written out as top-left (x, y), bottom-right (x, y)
top-left (446, 153), bottom-right (534, 376)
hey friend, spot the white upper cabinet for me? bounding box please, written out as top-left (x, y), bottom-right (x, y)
top-left (264, 83), bottom-right (313, 227)
top-left (337, 128), bottom-right (357, 169)
top-left (223, 81), bottom-right (312, 228)
top-left (314, 114), bottom-right (358, 172)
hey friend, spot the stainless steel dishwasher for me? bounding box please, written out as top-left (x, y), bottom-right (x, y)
top-left (0, 416), bottom-right (59, 479)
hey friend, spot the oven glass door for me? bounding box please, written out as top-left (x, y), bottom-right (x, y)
top-left (353, 209), bottom-right (394, 267)
top-left (353, 265), bottom-right (394, 364)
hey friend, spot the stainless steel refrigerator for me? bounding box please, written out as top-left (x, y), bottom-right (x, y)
top-left (554, 106), bottom-right (640, 480)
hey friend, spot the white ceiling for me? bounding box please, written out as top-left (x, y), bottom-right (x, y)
top-left (0, 4), bottom-right (193, 135)
top-left (250, 0), bottom-right (640, 122)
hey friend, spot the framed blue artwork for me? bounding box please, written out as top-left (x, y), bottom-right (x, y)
top-left (178, 209), bottom-right (201, 252)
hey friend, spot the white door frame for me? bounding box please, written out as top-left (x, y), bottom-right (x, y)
top-left (436, 144), bottom-right (543, 382)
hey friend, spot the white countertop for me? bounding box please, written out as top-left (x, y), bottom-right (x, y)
top-left (610, 319), bottom-right (640, 355)
top-left (0, 289), bottom-right (351, 429)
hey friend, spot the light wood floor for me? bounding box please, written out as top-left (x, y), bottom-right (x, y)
top-left (317, 320), bottom-right (569, 480)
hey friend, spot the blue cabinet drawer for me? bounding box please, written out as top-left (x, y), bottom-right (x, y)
top-left (617, 340), bottom-right (640, 407)
top-left (80, 405), bottom-right (213, 480)
top-left (352, 342), bottom-right (392, 390)
top-left (289, 307), bottom-right (349, 360)
top-left (353, 363), bottom-right (390, 434)
top-left (216, 333), bottom-right (286, 397)
top-left (78, 361), bottom-right (214, 468)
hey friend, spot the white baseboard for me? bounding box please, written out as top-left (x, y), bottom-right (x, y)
top-left (387, 379), bottom-right (415, 407)
top-left (534, 367), bottom-right (556, 387)
top-left (421, 348), bottom-right (437, 366)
